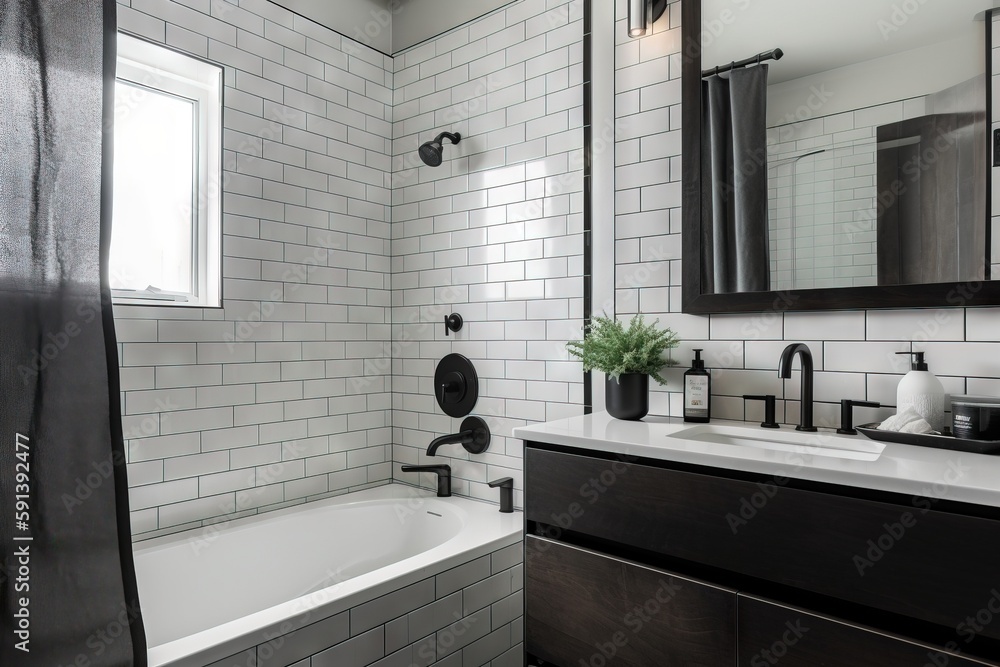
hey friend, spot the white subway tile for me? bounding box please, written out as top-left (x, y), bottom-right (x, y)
top-left (785, 312), bottom-right (865, 342)
top-left (710, 314), bottom-right (782, 341)
top-left (867, 309), bottom-right (965, 342)
top-left (128, 433), bottom-right (201, 463)
top-left (824, 342), bottom-right (910, 374)
top-left (163, 451), bottom-right (230, 481)
top-left (916, 343), bottom-right (1000, 378)
top-left (967, 307), bottom-right (1000, 342)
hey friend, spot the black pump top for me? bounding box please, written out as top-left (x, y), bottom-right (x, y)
top-left (691, 349), bottom-right (705, 369)
top-left (896, 351), bottom-right (929, 371)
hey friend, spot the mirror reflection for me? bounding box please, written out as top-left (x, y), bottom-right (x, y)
top-left (700, 0), bottom-right (993, 294)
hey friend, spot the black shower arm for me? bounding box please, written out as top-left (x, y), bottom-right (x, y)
top-left (434, 132), bottom-right (461, 146)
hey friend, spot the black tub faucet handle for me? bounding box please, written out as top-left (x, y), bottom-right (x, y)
top-left (488, 477), bottom-right (514, 513)
top-left (401, 464), bottom-right (452, 497)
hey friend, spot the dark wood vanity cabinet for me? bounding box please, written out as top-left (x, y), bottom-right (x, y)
top-left (524, 443), bottom-right (1000, 666)
top-left (737, 595), bottom-right (991, 667)
top-left (526, 536), bottom-right (736, 666)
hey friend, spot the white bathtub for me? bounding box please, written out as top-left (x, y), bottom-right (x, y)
top-left (134, 484), bottom-right (522, 667)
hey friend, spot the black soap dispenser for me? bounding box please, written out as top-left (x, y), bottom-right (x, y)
top-left (684, 349), bottom-right (711, 423)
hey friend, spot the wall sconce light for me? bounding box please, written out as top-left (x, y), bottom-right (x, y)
top-left (628, 0), bottom-right (668, 38)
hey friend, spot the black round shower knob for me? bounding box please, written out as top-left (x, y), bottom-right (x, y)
top-left (434, 353), bottom-right (479, 418)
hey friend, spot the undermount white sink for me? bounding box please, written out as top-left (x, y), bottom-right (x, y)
top-left (669, 424), bottom-right (886, 461)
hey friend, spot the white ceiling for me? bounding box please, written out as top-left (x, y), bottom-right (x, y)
top-left (702, 0), bottom-right (997, 84)
top-left (269, 0), bottom-right (514, 55)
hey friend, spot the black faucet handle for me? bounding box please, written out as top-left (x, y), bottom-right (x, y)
top-left (488, 477), bottom-right (514, 513)
top-left (401, 464), bottom-right (452, 497)
top-left (444, 313), bottom-right (463, 337)
top-left (438, 371), bottom-right (466, 405)
top-left (743, 395), bottom-right (780, 429)
top-left (838, 399), bottom-right (881, 435)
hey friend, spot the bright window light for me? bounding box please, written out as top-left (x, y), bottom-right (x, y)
top-left (112, 34), bottom-right (222, 307)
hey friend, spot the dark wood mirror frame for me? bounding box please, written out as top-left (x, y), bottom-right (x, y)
top-left (681, 0), bottom-right (998, 314)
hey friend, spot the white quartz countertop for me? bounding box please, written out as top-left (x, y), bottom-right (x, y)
top-left (513, 412), bottom-right (1000, 509)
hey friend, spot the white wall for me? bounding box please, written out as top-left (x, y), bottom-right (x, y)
top-left (389, 0), bottom-right (585, 508)
top-left (613, 0), bottom-right (1000, 430)
top-left (115, 0), bottom-right (584, 538)
top-left (116, 0), bottom-right (395, 540)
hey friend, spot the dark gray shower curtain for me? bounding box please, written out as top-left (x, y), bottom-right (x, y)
top-left (701, 65), bottom-right (770, 294)
top-left (0, 1), bottom-right (146, 665)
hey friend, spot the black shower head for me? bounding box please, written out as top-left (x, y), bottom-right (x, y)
top-left (419, 132), bottom-right (461, 167)
top-left (419, 142), bottom-right (443, 167)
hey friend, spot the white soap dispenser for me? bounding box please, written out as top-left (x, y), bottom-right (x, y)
top-left (895, 351), bottom-right (946, 432)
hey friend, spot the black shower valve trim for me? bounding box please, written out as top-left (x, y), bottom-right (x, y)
top-left (445, 312), bottom-right (463, 336)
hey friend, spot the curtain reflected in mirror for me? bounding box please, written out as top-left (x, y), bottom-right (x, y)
top-left (701, 65), bottom-right (770, 294)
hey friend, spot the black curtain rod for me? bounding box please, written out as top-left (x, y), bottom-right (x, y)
top-left (702, 48), bottom-right (783, 78)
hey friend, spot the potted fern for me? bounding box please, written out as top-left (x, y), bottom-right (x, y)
top-left (567, 314), bottom-right (680, 420)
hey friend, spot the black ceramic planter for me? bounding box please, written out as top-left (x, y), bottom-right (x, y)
top-left (606, 373), bottom-right (649, 420)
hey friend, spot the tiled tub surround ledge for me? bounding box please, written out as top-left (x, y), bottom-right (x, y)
top-left (134, 484), bottom-right (522, 667)
top-left (514, 412), bottom-right (1000, 508)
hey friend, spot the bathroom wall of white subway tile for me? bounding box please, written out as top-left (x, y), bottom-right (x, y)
top-left (616, 0), bottom-right (1000, 430)
top-left (765, 102), bottom-right (912, 291)
top-left (115, 0), bottom-right (395, 540)
top-left (388, 0), bottom-right (586, 509)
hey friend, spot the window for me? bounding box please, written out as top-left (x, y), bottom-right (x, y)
top-left (112, 34), bottom-right (222, 307)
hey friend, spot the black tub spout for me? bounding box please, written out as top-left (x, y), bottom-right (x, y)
top-left (426, 416), bottom-right (491, 456)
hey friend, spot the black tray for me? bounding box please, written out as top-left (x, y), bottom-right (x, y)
top-left (856, 423), bottom-right (1000, 455)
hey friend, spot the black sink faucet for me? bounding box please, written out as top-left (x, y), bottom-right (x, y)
top-left (778, 343), bottom-right (817, 432)
top-left (401, 464), bottom-right (452, 497)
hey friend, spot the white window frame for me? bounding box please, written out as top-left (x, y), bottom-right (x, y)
top-left (112, 33), bottom-right (223, 308)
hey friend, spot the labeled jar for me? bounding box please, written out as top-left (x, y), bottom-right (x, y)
top-left (951, 395), bottom-right (1000, 441)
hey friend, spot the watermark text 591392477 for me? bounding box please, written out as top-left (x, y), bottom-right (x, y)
top-left (11, 432), bottom-right (33, 653)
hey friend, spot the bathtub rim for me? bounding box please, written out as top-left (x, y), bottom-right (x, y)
top-left (135, 483), bottom-right (522, 667)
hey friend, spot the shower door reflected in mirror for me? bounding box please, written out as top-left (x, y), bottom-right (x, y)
top-left (700, 0), bottom-right (993, 294)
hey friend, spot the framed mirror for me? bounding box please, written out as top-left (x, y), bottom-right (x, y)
top-left (681, 0), bottom-right (1000, 313)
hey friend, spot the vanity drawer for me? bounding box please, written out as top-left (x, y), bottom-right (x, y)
top-left (737, 594), bottom-right (997, 666)
top-left (525, 446), bottom-right (1000, 640)
top-left (525, 535), bottom-right (737, 666)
